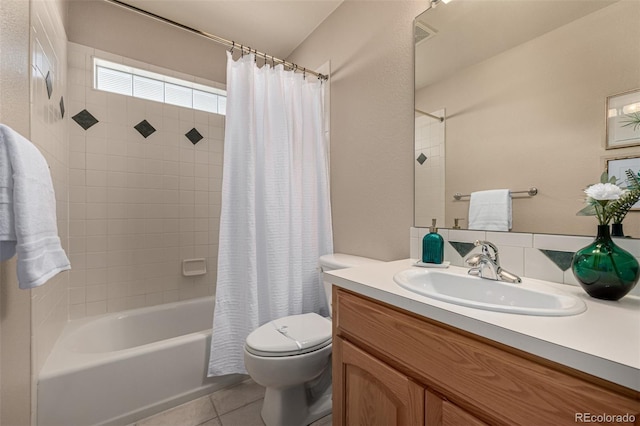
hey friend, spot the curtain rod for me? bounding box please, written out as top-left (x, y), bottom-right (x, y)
top-left (104, 0), bottom-right (328, 81)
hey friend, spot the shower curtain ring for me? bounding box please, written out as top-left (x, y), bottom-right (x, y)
top-left (240, 45), bottom-right (244, 57)
top-left (230, 41), bottom-right (234, 53)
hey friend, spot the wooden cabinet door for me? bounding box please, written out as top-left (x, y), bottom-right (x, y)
top-left (334, 337), bottom-right (425, 426)
top-left (442, 401), bottom-right (487, 426)
top-left (426, 389), bottom-right (487, 426)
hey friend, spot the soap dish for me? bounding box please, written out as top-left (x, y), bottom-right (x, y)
top-left (182, 258), bottom-right (207, 276)
top-left (414, 260), bottom-right (450, 268)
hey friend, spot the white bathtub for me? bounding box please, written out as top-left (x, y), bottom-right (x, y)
top-left (37, 297), bottom-right (243, 426)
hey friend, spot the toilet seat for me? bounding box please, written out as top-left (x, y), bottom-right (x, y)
top-left (245, 313), bottom-right (332, 357)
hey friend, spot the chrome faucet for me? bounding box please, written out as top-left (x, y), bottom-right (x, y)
top-left (465, 240), bottom-right (522, 283)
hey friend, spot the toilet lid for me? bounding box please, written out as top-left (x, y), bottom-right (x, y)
top-left (245, 313), bottom-right (332, 357)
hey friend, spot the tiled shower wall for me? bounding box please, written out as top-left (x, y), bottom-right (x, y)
top-left (66, 42), bottom-right (224, 319)
top-left (414, 109), bottom-right (445, 227)
top-left (411, 227), bottom-right (640, 297)
top-left (30, 0), bottom-right (69, 380)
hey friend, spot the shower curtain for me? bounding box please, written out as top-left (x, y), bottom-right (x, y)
top-left (208, 52), bottom-right (333, 376)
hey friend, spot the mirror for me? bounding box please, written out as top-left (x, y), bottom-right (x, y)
top-left (414, 0), bottom-right (640, 236)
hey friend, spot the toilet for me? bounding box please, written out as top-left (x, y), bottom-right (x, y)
top-left (244, 253), bottom-right (382, 426)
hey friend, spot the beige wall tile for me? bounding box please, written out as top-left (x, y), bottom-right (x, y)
top-left (64, 44), bottom-right (224, 315)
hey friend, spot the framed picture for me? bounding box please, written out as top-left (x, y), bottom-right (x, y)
top-left (606, 156), bottom-right (640, 210)
top-left (606, 89), bottom-right (640, 149)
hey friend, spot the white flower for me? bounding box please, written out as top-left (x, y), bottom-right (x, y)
top-left (584, 183), bottom-right (624, 201)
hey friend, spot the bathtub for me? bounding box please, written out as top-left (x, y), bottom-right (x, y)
top-left (37, 297), bottom-right (243, 426)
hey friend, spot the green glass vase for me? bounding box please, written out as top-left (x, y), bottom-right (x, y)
top-left (571, 225), bottom-right (639, 301)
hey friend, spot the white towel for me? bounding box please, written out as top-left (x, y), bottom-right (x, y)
top-left (468, 189), bottom-right (512, 231)
top-left (0, 129), bottom-right (14, 259)
top-left (0, 124), bottom-right (70, 289)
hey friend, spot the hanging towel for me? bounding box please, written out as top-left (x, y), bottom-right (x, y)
top-left (468, 189), bottom-right (512, 231)
top-left (0, 124), bottom-right (70, 289)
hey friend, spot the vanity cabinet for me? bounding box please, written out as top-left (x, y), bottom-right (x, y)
top-left (332, 288), bottom-right (640, 426)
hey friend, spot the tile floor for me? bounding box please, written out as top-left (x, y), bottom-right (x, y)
top-left (131, 378), bottom-right (332, 426)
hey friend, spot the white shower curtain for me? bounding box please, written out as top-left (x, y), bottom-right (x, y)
top-left (208, 52), bottom-right (333, 376)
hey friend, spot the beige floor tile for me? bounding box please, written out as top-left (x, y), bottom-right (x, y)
top-left (135, 394), bottom-right (217, 426)
top-left (218, 399), bottom-right (265, 426)
top-left (197, 418), bottom-right (222, 426)
top-left (310, 414), bottom-right (332, 426)
top-left (210, 379), bottom-right (265, 416)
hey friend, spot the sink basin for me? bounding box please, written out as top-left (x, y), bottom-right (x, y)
top-left (393, 268), bottom-right (586, 316)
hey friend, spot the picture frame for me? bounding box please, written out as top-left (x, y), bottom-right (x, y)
top-left (606, 156), bottom-right (640, 210)
top-left (606, 89), bottom-right (640, 149)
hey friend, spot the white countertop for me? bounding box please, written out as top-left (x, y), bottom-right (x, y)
top-left (326, 259), bottom-right (640, 391)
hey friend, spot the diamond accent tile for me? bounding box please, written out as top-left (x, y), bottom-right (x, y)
top-left (45, 71), bottom-right (53, 99)
top-left (59, 96), bottom-right (65, 118)
top-left (416, 153), bottom-right (427, 165)
top-left (72, 109), bottom-right (99, 130)
top-left (134, 120), bottom-right (156, 138)
top-left (185, 128), bottom-right (203, 145)
top-left (539, 249), bottom-right (575, 272)
top-left (448, 241), bottom-right (476, 258)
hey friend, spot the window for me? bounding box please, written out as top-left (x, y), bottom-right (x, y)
top-left (94, 58), bottom-right (226, 115)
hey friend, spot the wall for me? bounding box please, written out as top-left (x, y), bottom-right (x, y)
top-left (29, 3), bottom-right (70, 424)
top-left (288, 1), bottom-right (426, 261)
top-left (0, 0), bottom-right (33, 424)
top-left (65, 2), bottom-right (227, 317)
top-left (1, 0), bottom-right (69, 422)
top-left (66, 43), bottom-right (223, 318)
top-left (416, 1), bottom-right (640, 237)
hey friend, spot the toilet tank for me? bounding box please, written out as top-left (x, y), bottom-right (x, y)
top-left (319, 253), bottom-right (382, 316)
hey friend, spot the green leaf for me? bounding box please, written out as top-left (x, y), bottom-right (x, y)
top-left (625, 169), bottom-right (640, 189)
top-left (609, 186), bottom-right (640, 223)
top-left (600, 171), bottom-right (609, 184)
top-left (609, 173), bottom-right (619, 184)
top-left (620, 112), bottom-right (640, 131)
top-left (576, 204), bottom-right (597, 216)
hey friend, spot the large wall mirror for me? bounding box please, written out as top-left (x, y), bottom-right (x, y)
top-left (414, 0), bottom-right (640, 237)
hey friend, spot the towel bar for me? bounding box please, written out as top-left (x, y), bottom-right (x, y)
top-left (453, 187), bottom-right (538, 201)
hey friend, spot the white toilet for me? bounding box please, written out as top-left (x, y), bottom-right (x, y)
top-left (244, 253), bottom-right (381, 426)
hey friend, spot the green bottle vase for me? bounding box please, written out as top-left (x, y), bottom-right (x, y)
top-left (571, 225), bottom-right (639, 301)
